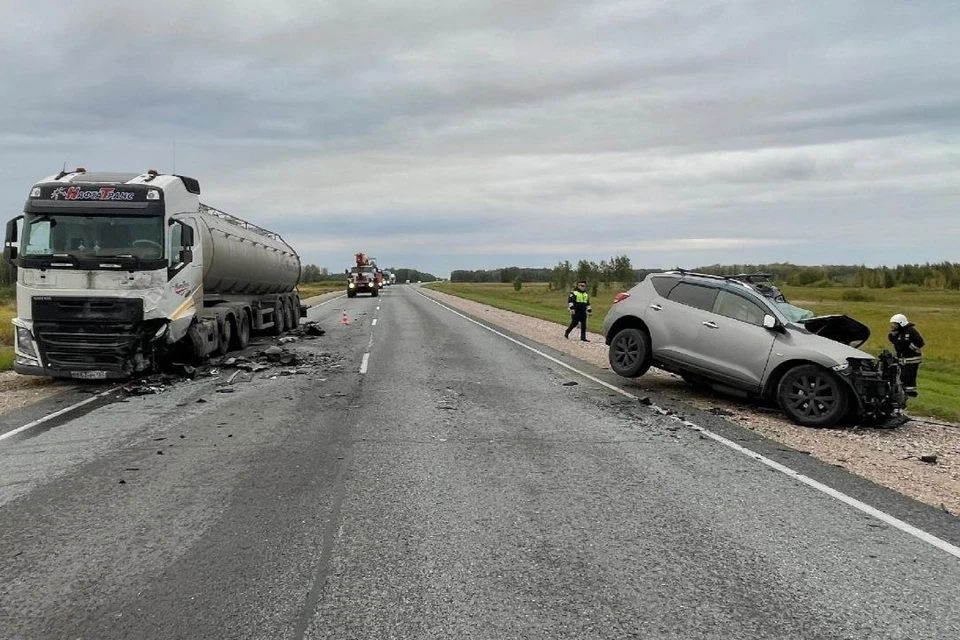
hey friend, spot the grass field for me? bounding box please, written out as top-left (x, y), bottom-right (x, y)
top-left (298, 282), bottom-right (347, 298)
top-left (429, 281), bottom-right (960, 422)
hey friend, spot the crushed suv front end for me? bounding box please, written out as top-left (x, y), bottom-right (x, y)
top-left (832, 352), bottom-right (907, 425)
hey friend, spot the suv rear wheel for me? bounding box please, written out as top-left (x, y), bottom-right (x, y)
top-left (608, 328), bottom-right (651, 378)
top-left (777, 364), bottom-right (849, 428)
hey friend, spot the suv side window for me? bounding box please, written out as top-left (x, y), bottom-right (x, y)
top-left (714, 290), bottom-right (767, 326)
top-left (651, 276), bottom-right (679, 298)
top-left (667, 282), bottom-right (718, 311)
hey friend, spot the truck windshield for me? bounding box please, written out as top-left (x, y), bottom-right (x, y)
top-left (21, 213), bottom-right (165, 261)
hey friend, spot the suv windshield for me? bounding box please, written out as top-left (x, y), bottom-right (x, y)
top-left (739, 279), bottom-right (815, 322)
top-left (21, 213), bottom-right (165, 261)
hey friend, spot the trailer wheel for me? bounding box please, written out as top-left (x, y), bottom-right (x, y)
top-left (215, 317), bottom-right (233, 356)
top-left (272, 300), bottom-right (286, 335)
top-left (285, 297), bottom-right (298, 329)
top-left (232, 311), bottom-right (251, 350)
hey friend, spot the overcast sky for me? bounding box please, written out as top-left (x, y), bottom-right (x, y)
top-left (2, 1), bottom-right (958, 277)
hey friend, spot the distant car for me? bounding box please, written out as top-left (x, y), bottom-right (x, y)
top-left (601, 271), bottom-right (905, 428)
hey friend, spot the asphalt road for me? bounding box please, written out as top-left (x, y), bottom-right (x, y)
top-left (1, 285), bottom-right (959, 639)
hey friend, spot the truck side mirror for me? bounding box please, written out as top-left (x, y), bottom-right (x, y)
top-left (4, 216), bottom-right (22, 264)
top-left (181, 224), bottom-right (195, 248)
top-left (345, 268), bottom-right (350, 275)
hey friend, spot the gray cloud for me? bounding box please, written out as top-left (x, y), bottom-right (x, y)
top-left (2, 0), bottom-right (959, 277)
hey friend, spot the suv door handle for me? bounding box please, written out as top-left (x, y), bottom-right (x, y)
top-left (702, 321), bottom-right (719, 329)
top-left (650, 304), bottom-right (663, 311)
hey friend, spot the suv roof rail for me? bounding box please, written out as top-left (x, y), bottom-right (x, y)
top-left (662, 269), bottom-right (756, 288)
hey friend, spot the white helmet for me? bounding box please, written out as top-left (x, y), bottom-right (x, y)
top-left (889, 313), bottom-right (909, 326)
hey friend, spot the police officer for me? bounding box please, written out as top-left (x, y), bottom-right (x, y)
top-left (564, 280), bottom-right (592, 341)
top-left (888, 313), bottom-right (924, 397)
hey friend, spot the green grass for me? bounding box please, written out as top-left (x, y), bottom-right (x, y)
top-left (428, 281), bottom-right (624, 336)
top-left (0, 298), bottom-right (14, 350)
top-left (297, 283), bottom-right (347, 298)
top-left (431, 282), bottom-right (960, 422)
top-left (0, 347), bottom-right (13, 372)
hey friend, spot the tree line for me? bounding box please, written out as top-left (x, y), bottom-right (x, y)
top-left (451, 260), bottom-right (960, 290)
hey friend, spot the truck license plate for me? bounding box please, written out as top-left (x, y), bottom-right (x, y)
top-left (72, 371), bottom-right (108, 380)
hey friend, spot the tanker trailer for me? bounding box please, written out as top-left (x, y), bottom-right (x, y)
top-left (3, 168), bottom-right (304, 380)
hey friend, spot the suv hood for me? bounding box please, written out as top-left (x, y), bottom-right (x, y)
top-left (795, 314), bottom-right (870, 348)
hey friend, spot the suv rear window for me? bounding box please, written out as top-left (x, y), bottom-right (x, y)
top-left (667, 282), bottom-right (718, 311)
top-left (651, 276), bottom-right (679, 297)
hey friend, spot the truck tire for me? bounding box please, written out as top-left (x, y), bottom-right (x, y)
top-left (371, 287), bottom-right (379, 297)
top-left (347, 291), bottom-right (356, 298)
top-left (285, 297), bottom-right (298, 329)
top-left (187, 324), bottom-right (207, 363)
top-left (776, 364), bottom-right (850, 428)
top-left (214, 316), bottom-right (233, 356)
top-left (232, 311), bottom-right (251, 350)
top-left (272, 300), bottom-right (286, 335)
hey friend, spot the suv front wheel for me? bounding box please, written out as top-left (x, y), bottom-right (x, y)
top-left (608, 327), bottom-right (651, 378)
top-left (776, 364), bottom-right (850, 428)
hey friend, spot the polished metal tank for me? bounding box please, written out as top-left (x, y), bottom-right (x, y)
top-left (196, 206), bottom-right (301, 295)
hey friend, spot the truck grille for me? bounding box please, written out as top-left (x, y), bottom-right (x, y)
top-left (31, 297), bottom-right (144, 372)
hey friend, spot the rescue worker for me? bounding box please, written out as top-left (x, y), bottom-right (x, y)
top-left (888, 313), bottom-right (924, 397)
top-left (564, 280), bottom-right (592, 341)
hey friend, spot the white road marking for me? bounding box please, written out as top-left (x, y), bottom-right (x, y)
top-left (0, 386), bottom-right (123, 443)
top-left (359, 353), bottom-right (370, 374)
top-left (377, 306), bottom-right (381, 311)
top-left (416, 290), bottom-right (960, 561)
top-left (372, 319), bottom-right (378, 326)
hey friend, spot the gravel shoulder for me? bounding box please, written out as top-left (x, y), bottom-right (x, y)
top-left (420, 286), bottom-right (960, 516)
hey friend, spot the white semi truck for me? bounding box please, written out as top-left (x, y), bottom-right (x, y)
top-left (3, 168), bottom-right (303, 380)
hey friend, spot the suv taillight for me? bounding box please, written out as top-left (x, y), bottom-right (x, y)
top-left (614, 292), bottom-right (630, 303)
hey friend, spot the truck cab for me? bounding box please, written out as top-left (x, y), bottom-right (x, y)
top-left (4, 169), bottom-right (302, 380)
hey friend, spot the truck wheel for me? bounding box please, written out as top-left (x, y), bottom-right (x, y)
top-left (232, 312), bottom-right (251, 350)
top-left (187, 324), bottom-right (207, 363)
top-left (285, 298), bottom-right (298, 329)
top-left (215, 317), bottom-right (233, 356)
top-left (371, 287), bottom-right (379, 297)
top-left (608, 328), bottom-right (651, 378)
top-left (777, 364), bottom-right (849, 428)
top-left (347, 291), bottom-right (356, 298)
top-left (272, 300), bottom-right (286, 335)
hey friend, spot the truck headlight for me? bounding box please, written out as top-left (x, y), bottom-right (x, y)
top-left (348, 283), bottom-right (355, 288)
top-left (15, 326), bottom-right (38, 358)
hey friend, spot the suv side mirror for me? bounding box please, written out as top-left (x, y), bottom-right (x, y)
top-left (763, 314), bottom-right (781, 331)
top-left (4, 216), bottom-right (22, 263)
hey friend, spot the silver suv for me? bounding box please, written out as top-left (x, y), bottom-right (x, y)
top-left (602, 271), bottom-right (905, 428)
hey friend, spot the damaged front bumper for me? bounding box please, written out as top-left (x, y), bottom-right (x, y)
top-left (15, 297), bottom-right (168, 380)
top-left (834, 352), bottom-right (907, 422)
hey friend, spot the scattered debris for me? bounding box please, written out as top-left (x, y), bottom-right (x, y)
top-left (707, 407), bottom-right (735, 417)
top-left (216, 387), bottom-right (235, 394)
top-left (562, 381), bottom-right (579, 387)
top-left (638, 397), bottom-right (653, 405)
top-left (196, 398), bottom-right (207, 404)
top-left (156, 451), bottom-right (164, 455)
top-left (278, 336), bottom-right (300, 345)
top-left (919, 454), bottom-right (939, 465)
top-left (118, 480), bottom-right (126, 485)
